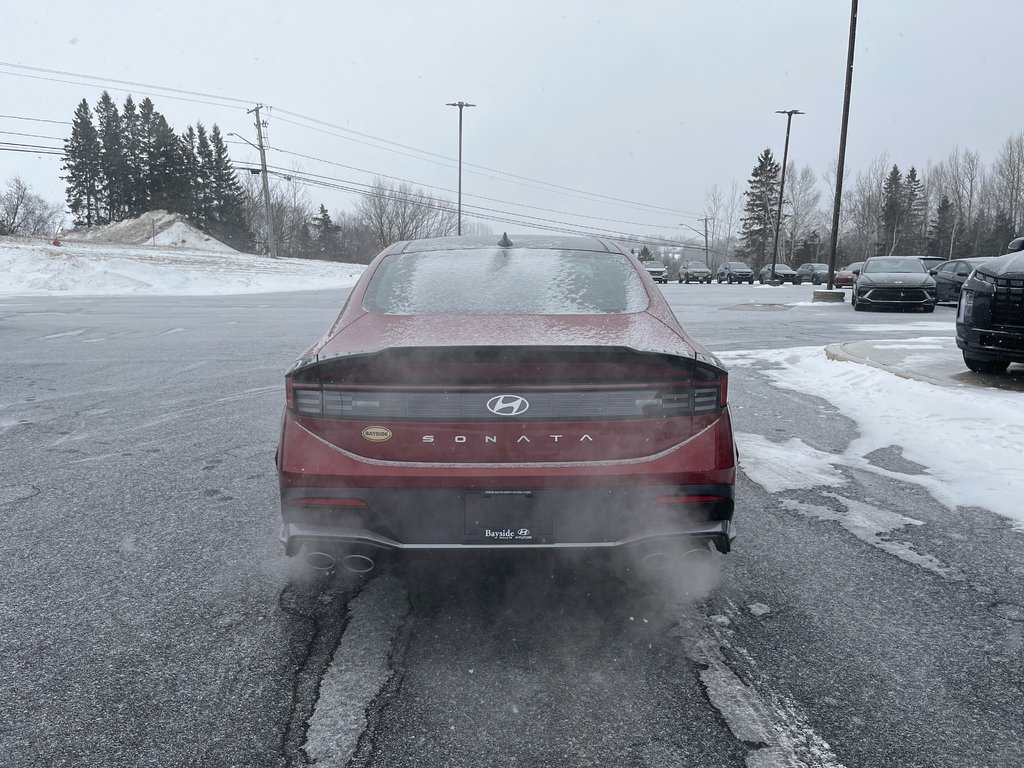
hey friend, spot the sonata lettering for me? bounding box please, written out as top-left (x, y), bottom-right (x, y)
top-left (421, 435), bottom-right (594, 444)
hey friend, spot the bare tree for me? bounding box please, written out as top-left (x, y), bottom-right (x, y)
top-left (843, 152), bottom-right (889, 258)
top-left (0, 176), bottom-right (65, 236)
top-left (991, 132), bottom-right (1024, 231)
top-left (356, 177), bottom-right (459, 249)
top-left (784, 163), bottom-right (823, 261)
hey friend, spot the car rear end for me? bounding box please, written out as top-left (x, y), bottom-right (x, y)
top-left (276, 236), bottom-right (737, 568)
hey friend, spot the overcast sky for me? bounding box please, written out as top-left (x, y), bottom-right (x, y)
top-left (3, 1), bottom-right (1022, 245)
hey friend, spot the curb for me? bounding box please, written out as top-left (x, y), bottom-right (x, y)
top-left (824, 342), bottom-right (954, 388)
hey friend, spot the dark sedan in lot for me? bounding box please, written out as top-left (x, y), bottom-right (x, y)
top-left (277, 234), bottom-right (737, 572)
top-left (930, 257), bottom-right (994, 303)
top-left (757, 263), bottom-right (798, 284)
top-left (852, 256), bottom-right (937, 312)
top-left (956, 238), bottom-right (1024, 373)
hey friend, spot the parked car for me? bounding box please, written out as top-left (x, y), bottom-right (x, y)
top-left (834, 262), bottom-right (863, 288)
top-left (918, 256), bottom-right (946, 272)
top-left (277, 234), bottom-right (737, 571)
top-left (930, 257), bottom-right (994, 303)
top-left (794, 262), bottom-right (829, 285)
top-left (851, 256), bottom-right (937, 312)
top-left (679, 261), bottom-right (712, 283)
top-left (643, 261), bottom-right (668, 283)
top-left (757, 263), bottom-right (798, 284)
top-left (716, 261), bottom-right (755, 284)
top-left (956, 237), bottom-right (1024, 373)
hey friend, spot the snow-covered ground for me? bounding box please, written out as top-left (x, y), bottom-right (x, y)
top-left (724, 344), bottom-right (1024, 531)
top-left (0, 235), bottom-right (365, 296)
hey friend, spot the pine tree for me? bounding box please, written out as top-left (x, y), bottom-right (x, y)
top-left (311, 204), bottom-right (338, 259)
top-left (207, 125), bottom-right (249, 248)
top-left (738, 148), bottom-right (780, 267)
top-left (62, 99), bottom-right (102, 226)
top-left (148, 111), bottom-right (184, 212)
top-left (902, 167), bottom-right (927, 254)
top-left (880, 165), bottom-right (904, 254)
top-left (95, 91), bottom-right (126, 223)
top-left (194, 123), bottom-right (215, 224)
top-left (928, 195), bottom-right (957, 258)
top-left (121, 95), bottom-right (145, 217)
top-left (178, 126), bottom-right (200, 219)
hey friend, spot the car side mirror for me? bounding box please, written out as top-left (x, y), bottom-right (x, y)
top-left (929, 268), bottom-right (937, 275)
top-left (1008, 236), bottom-right (1024, 253)
top-left (852, 269), bottom-right (860, 275)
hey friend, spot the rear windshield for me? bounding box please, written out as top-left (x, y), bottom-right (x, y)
top-left (363, 248), bottom-right (650, 315)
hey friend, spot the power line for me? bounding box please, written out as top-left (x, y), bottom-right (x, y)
top-left (0, 61), bottom-right (254, 106)
top-left (0, 130), bottom-right (65, 141)
top-left (0, 68), bottom-right (248, 113)
top-left (262, 144), bottom-right (683, 230)
top-left (0, 113), bottom-right (71, 125)
top-left (268, 110), bottom-right (702, 217)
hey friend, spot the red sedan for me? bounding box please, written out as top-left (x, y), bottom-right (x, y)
top-left (835, 262), bottom-right (863, 288)
top-left (277, 234), bottom-right (737, 572)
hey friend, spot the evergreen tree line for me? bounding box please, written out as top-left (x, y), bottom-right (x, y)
top-left (61, 91), bottom-right (249, 249)
top-left (724, 135), bottom-right (1024, 270)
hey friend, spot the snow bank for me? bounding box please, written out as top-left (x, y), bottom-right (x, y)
top-left (0, 236), bottom-right (365, 296)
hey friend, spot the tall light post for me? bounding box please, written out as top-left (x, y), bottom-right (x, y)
top-left (827, 0), bottom-right (859, 290)
top-left (770, 109), bottom-right (803, 282)
top-left (446, 101), bottom-right (476, 235)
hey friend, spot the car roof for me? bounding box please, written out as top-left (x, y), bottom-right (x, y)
top-left (391, 233), bottom-right (619, 254)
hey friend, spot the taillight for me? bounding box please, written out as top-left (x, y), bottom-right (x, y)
top-left (287, 377), bottom-right (325, 417)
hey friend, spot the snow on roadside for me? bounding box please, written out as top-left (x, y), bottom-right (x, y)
top-left (0, 236), bottom-right (365, 296)
top-left (722, 346), bottom-right (1024, 531)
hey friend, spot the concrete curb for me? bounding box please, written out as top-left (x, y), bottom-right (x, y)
top-left (824, 342), bottom-right (954, 388)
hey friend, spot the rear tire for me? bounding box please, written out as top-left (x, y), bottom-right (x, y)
top-left (963, 355), bottom-right (1010, 374)
top-left (793, 278), bottom-right (802, 285)
top-left (922, 304), bottom-right (935, 313)
top-left (748, 277), bottom-right (754, 284)
top-left (727, 275), bottom-right (734, 284)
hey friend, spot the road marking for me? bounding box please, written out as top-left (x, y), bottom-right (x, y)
top-left (42, 328), bottom-right (86, 339)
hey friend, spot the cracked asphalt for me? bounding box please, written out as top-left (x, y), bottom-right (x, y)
top-left (2, 285), bottom-right (1022, 767)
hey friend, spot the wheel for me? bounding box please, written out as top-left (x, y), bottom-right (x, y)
top-left (679, 277), bottom-right (684, 284)
top-left (922, 304), bottom-right (935, 313)
top-left (963, 354), bottom-right (1010, 374)
top-left (684, 275), bottom-right (690, 284)
top-left (852, 295), bottom-right (865, 311)
top-left (759, 276), bottom-right (765, 284)
top-left (748, 277), bottom-right (754, 284)
top-left (727, 275), bottom-right (734, 284)
top-left (717, 277), bottom-right (723, 284)
top-left (812, 275), bottom-right (821, 285)
top-left (793, 278), bottom-right (802, 285)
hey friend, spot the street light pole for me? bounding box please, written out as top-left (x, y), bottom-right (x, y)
top-left (771, 109), bottom-right (803, 282)
top-left (827, 0), bottom-right (859, 290)
top-left (243, 104), bottom-right (278, 259)
top-left (446, 101), bottom-right (476, 235)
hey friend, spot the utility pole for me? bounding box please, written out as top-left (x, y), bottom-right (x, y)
top-left (248, 104), bottom-right (277, 258)
top-left (699, 216), bottom-right (711, 267)
top-left (827, 0), bottom-right (859, 290)
top-left (446, 101), bottom-right (476, 235)
top-left (771, 109), bottom-right (803, 282)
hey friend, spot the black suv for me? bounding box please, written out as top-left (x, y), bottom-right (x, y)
top-left (716, 261), bottom-right (755, 284)
top-left (955, 237), bottom-right (1024, 373)
top-left (679, 261), bottom-right (712, 283)
top-left (794, 262), bottom-right (829, 285)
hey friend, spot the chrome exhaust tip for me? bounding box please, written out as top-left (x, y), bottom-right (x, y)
top-left (305, 551), bottom-right (337, 571)
top-left (341, 553), bottom-right (375, 574)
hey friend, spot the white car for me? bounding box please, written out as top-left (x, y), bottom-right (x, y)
top-left (643, 262), bottom-right (668, 283)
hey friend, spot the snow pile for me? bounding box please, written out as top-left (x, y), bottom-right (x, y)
top-left (58, 210), bottom-right (214, 247)
top-left (722, 345), bottom-right (1024, 531)
top-left (147, 220), bottom-right (237, 252)
top-left (0, 236), bottom-right (365, 296)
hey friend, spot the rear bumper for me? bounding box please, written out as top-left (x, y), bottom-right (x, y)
top-left (280, 484), bottom-right (736, 555)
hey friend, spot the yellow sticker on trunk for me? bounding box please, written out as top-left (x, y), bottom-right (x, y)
top-left (362, 426), bottom-right (392, 442)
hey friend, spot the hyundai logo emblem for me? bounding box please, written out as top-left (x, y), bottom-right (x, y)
top-left (486, 395), bottom-right (530, 416)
